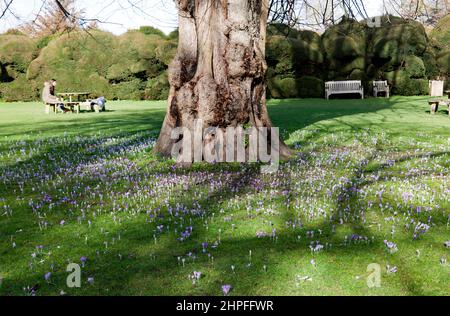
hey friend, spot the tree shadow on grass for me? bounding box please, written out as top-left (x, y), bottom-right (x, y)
top-left (0, 110), bottom-right (167, 139)
top-left (267, 98), bottom-right (397, 134)
top-left (3, 144), bottom-right (447, 295)
top-left (1, 97), bottom-right (447, 295)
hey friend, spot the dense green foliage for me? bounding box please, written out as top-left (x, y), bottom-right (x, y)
top-left (267, 15), bottom-right (449, 98)
top-left (0, 28), bottom-right (176, 102)
top-left (0, 15), bottom-right (449, 101)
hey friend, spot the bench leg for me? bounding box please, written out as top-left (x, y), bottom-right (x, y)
top-left (430, 104), bottom-right (438, 114)
top-left (45, 104), bottom-right (50, 114)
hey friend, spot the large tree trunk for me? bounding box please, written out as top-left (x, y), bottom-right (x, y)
top-left (154, 0), bottom-right (291, 161)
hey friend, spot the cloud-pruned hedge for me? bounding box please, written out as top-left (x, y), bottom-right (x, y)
top-left (0, 28), bottom-right (176, 102)
top-left (266, 15), bottom-right (449, 98)
top-left (1, 15), bottom-right (448, 101)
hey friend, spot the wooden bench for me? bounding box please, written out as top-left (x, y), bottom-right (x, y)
top-left (45, 103), bottom-right (57, 114)
top-left (64, 102), bottom-right (82, 114)
top-left (44, 102), bottom-right (81, 114)
top-left (373, 81), bottom-right (390, 98)
top-left (429, 99), bottom-right (450, 116)
top-left (325, 80), bottom-right (364, 100)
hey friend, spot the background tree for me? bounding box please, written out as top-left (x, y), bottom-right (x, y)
top-left (154, 0), bottom-right (295, 159)
top-left (269, 0), bottom-right (369, 31)
top-left (384, 0), bottom-right (449, 26)
top-left (19, 0), bottom-right (84, 37)
top-left (155, 0), bottom-right (369, 159)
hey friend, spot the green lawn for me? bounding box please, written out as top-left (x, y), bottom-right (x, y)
top-left (0, 97), bottom-right (449, 296)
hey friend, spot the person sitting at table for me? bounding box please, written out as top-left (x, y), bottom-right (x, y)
top-left (42, 79), bottom-right (68, 113)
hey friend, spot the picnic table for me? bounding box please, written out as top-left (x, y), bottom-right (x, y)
top-left (56, 92), bottom-right (90, 114)
top-left (57, 92), bottom-right (90, 102)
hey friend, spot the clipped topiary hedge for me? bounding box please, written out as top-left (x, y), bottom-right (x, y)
top-left (0, 35), bottom-right (37, 80)
top-left (1, 17), bottom-right (447, 101)
top-left (22, 29), bottom-right (176, 101)
top-left (384, 70), bottom-right (429, 95)
top-left (267, 76), bottom-right (298, 99)
top-left (296, 76), bottom-right (324, 98)
top-left (430, 14), bottom-right (450, 49)
top-left (404, 55), bottom-right (426, 78)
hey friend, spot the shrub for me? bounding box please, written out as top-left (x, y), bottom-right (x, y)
top-left (330, 57), bottom-right (366, 74)
top-left (437, 50), bottom-right (450, 75)
top-left (296, 76), bottom-right (324, 98)
top-left (266, 35), bottom-right (295, 75)
top-left (430, 14), bottom-right (450, 49)
top-left (324, 36), bottom-right (363, 59)
top-left (422, 50), bottom-right (440, 78)
top-left (322, 18), bottom-right (367, 60)
top-left (0, 75), bottom-right (39, 101)
top-left (385, 70), bottom-right (429, 95)
top-left (138, 26), bottom-right (166, 38)
top-left (403, 55), bottom-right (425, 78)
top-left (112, 79), bottom-right (145, 100)
top-left (276, 77), bottom-right (298, 98)
top-left (3, 29), bottom-right (24, 36)
top-left (267, 76), bottom-right (298, 99)
top-left (0, 35), bottom-right (37, 79)
top-left (266, 31), bottom-right (324, 80)
top-left (24, 29), bottom-right (176, 100)
top-left (145, 72), bottom-right (170, 100)
top-left (168, 29), bottom-right (179, 40)
top-left (369, 19), bottom-right (427, 68)
top-left (349, 69), bottom-right (366, 81)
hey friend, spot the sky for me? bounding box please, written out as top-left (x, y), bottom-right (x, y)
top-left (0, 0), bottom-right (178, 35)
top-left (0, 0), bottom-right (384, 35)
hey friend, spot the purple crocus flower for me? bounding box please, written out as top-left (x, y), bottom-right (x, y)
top-left (44, 272), bottom-right (52, 282)
top-left (193, 271), bottom-right (202, 280)
top-left (445, 241), bottom-right (450, 248)
top-left (222, 284), bottom-right (232, 296)
top-left (87, 277), bottom-right (94, 285)
top-left (60, 220), bottom-right (65, 226)
top-left (256, 231), bottom-right (267, 238)
top-left (384, 240), bottom-right (398, 253)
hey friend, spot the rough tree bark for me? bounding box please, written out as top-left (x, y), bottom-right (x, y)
top-left (154, 0), bottom-right (292, 160)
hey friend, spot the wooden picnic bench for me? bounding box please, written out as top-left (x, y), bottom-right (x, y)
top-left (325, 80), bottom-right (364, 100)
top-left (373, 81), bottom-right (390, 98)
top-left (45, 101), bottom-right (82, 114)
top-left (45, 92), bottom-right (92, 114)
